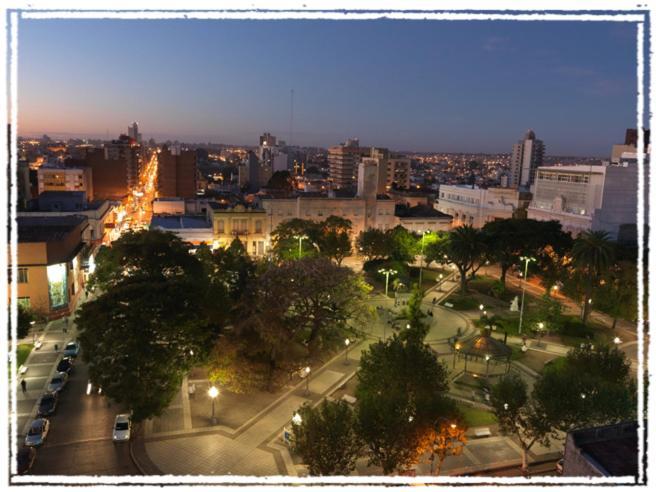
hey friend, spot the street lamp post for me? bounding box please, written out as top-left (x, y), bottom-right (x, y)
top-left (303, 366), bottom-right (311, 395)
top-left (208, 385), bottom-right (219, 425)
top-left (419, 229), bottom-right (431, 288)
top-left (485, 354), bottom-right (491, 376)
top-left (294, 234), bottom-right (308, 259)
top-left (518, 256), bottom-right (536, 335)
top-left (344, 338), bottom-right (351, 365)
top-left (378, 268), bottom-right (397, 297)
top-left (453, 343), bottom-right (461, 369)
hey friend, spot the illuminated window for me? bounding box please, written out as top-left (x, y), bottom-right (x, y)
top-left (47, 263), bottom-right (68, 309)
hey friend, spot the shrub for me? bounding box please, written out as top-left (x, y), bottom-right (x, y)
top-left (559, 318), bottom-right (594, 339)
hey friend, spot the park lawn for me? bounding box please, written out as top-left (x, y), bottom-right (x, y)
top-left (17, 344), bottom-right (33, 367)
top-left (457, 404), bottom-right (498, 427)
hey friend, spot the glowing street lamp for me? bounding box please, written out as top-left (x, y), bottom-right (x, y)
top-left (378, 268), bottom-right (397, 297)
top-left (479, 304), bottom-right (484, 312)
top-left (419, 229), bottom-right (431, 287)
top-left (344, 338), bottom-right (351, 365)
top-left (453, 342), bottom-right (461, 369)
top-left (485, 354), bottom-right (491, 375)
top-left (293, 234), bottom-right (308, 259)
top-left (303, 366), bottom-right (311, 395)
top-left (613, 336), bottom-right (622, 345)
top-left (518, 256), bottom-right (536, 335)
top-left (292, 412), bottom-right (302, 426)
top-left (208, 385), bottom-right (219, 424)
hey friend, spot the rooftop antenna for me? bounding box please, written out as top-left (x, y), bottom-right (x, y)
top-left (289, 88), bottom-right (294, 147)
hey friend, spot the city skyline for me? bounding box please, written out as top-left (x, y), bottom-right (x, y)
top-left (18, 18), bottom-right (638, 157)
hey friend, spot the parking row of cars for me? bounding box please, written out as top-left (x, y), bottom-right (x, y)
top-left (17, 341), bottom-right (80, 475)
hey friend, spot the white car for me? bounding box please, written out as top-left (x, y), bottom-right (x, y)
top-left (112, 414), bottom-right (131, 442)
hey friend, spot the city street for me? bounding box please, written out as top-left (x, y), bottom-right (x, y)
top-left (12, 316), bottom-right (139, 477)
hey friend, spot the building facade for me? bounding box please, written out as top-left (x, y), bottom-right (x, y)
top-left (209, 203), bottom-right (269, 255)
top-left (157, 145), bottom-right (197, 198)
top-left (37, 165), bottom-right (94, 200)
top-left (11, 216), bottom-right (89, 318)
top-left (435, 185), bottom-right (525, 228)
top-left (528, 163), bottom-right (638, 241)
top-left (509, 129), bottom-right (545, 189)
top-left (328, 139), bottom-right (369, 189)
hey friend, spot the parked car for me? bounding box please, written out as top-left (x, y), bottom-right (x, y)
top-left (24, 418), bottom-right (50, 447)
top-left (37, 392), bottom-right (58, 417)
top-left (63, 341), bottom-right (80, 358)
top-left (56, 357), bottom-right (74, 375)
top-left (17, 446), bottom-right (36, 474)
top-left (112, 414), bottom-right (131, 442)
top-left (46, 372), bottom-right (68, 393)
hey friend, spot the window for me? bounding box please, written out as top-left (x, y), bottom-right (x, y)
top-left (18, 268), bottom-right (28, 284)
top-left (217, 220), bottom-right (225, 234)
top-left (255, 220), bottom-right (262, 233)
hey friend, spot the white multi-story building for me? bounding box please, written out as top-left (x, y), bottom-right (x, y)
top-left (509, 129), bottom-right (545, 189)
top-left (528, 162), bottom-right (638, 241)
top-left (37, 165), bottom-right (94, 200)
top-left (435, 185), bottom-right (525, 228)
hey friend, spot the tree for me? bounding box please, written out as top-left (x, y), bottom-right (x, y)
top-left (428, 419), bottom-right (467, 476)
top-left (87, 229), bottom-right (203, 292)
top-left (389, 226), bottom-right (418, 263)
top-left (399, 287), bottom-right (430, 343)
top-left (76, 280), bottom-right (213, 422)
top-left (291, 400), bottom-right (363, 476)
top-left (15, 304), bottom-right (34, 340)
top-left (438, 225), bottom-right (487, 293)
top-left (356, 336), bottom-right (455, 474)
top-left (572, 230), bottom-right (614, 324)
top-left (596, 261), bottom-right (638, 328)
top-left (318, 216), bottom-right (353, 266)
top-left (357, 228), bottom-right (392, 261)
top-left (490, 373), bottom-right (552, 474)
top-left (532, 344), bottom-right (637, 433)
top-left (266, 170), bottom-right (294, 192)
top-left (271, 218), bottom-right (322, 260)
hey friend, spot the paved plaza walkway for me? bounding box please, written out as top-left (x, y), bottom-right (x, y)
top-left (131, 272), bottom-right (562, 476)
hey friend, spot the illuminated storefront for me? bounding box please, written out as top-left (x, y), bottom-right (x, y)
top-left (46, 263), bottom-right (68, 309)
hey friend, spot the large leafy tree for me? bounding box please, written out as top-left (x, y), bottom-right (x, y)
top-left (596, 260), bottom-right (638, 328)
top-left (291, 400), bottom-right (363, 476)
top-left (271, 218), bottom-right (322, 260)
top-left (357, 228), bottom-right (392, 261)
top-left (572, 230), bottom-right (615, 323)
top-left (490, 373), bottom-right (552, 474)
top-left (76, 280), bottom-right (213, 422)
top-left (88, 229), bottom-right (204, 292)
top-left (483, 219), bottom-right (571, 288)
top-left (318, 216), bottom-right (353, 266)
top-left (356, 336), bottom-right (456, 474)
top-left (388, 226), bottom-right (418, 263)
top-left (532, 344), bottom-right (637, 433)
top-left (427, 225), bottom-right (487, 293)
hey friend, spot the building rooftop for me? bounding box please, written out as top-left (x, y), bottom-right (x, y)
top-left (396, 204), bottom-right (452, 219)
top-left (17, 215), bottom-right (88, 243)
top-left (150, 215), bottom-right (211, 230)
top-left (571, 421), bottom-right (638, 477)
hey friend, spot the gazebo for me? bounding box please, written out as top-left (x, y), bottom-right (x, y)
top-left (453, 329), bottom-right (512, 377)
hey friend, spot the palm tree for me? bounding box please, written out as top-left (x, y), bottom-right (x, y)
top-left (572, 230), bottom-right (614, 324)
top-left (447, 225), bottom-right (487, 293)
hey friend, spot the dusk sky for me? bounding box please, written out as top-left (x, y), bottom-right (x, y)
top-left (18, 18), bottom-right (639, 156)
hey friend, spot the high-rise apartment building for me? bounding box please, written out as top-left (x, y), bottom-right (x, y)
top-left (157, 145), bottom-right (197, 198)
top-left (128, 121), bottom-right (142, 143)
top-left (328, 139), bottom-right (369, 189)
top-left (509, 130), bottom-right (545, 189)
top-left (103, 134), bottom-right (142, 191)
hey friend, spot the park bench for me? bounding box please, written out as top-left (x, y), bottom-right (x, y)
top-left (473, 427), bottom-right (492, 438)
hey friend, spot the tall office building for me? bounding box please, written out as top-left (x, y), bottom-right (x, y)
top-left (328, 138), bottom-right (369, 189)
top-left (128, 122), bottom-right (142, 144)
top-left (157, 145), bottom-right (197, 198)
top-left (509, 130), bottom-right (545, 189)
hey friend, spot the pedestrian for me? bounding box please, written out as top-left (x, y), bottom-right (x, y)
top-left (63, 317), bottom-right (68, 334)
top-left (188, 383), bottom-right (196, 399)
top-left (432, 297), bottom-right (436, 305)
top-left (54, 343), bottom-right (59, 352)
top-left (20, 379), bottom-right (26, 393)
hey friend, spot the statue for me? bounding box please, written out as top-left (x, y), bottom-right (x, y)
top-left (510, 296), bottom-right (519, 312)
